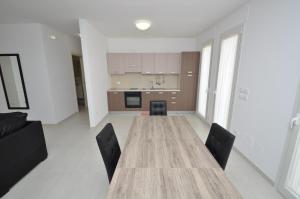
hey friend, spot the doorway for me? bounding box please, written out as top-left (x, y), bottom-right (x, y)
top-left (72, 55), bottom-right (86, 110)
top-left (279, 84), bottom-right (300, 199)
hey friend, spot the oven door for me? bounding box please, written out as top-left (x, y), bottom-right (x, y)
top-left (124, 92), bottom-right (142, 108)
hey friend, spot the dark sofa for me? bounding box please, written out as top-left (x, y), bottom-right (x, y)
top-left (0, 112), bottom-right (48, 197)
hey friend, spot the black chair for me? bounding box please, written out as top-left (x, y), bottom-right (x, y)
top-left (96, 123), bottom-right (121, 183)
top-left (205, 123), bottom-right (235, 170)
top-left (150, 100), bottom-right (167, 115)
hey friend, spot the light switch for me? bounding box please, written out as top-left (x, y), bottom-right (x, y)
top-left (239, 93), bottom-right (248, 101)
top-left (239, 88), bottom-right (250, 95)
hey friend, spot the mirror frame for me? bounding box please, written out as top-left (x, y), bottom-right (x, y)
top-left (0, 54), bottom-right (30, 109)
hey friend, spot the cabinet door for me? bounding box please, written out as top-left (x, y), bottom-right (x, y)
top-left (107, 53), bottom-right (125, 75)
top-left (181, 52), bottom-right (200, 75)
top-left (142, 91), bottom-right (152, 111)
top-left (178, 74), bottom-right (198, 111)
top-left (177, 52), bottom-right (200, 111)
top-left (125, 53), bottom-right (142, 73)
top-left (142, 53), bottom-right (155, 74)
top-left (154, 53), bottom-right (168, 74)
top-left (167, 91), bottom-right (178, 111)
top-left (107, 92), bottom-right (125, 111)
top-left (167, 53), bottom-right (181, 74)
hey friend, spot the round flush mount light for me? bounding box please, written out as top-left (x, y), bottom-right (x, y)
top-left (49, 35), bottom-right (56, 40)
top-left (135, 20), bottom-right (152, 31)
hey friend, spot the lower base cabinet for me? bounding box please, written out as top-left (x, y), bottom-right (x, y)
top-left (107, 90), bottom-right (192, 112)
top-left (107, 91), bottom-right (125, 111)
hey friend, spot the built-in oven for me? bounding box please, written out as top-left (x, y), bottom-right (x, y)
top-left (124, 92), bottom-right (142, 108)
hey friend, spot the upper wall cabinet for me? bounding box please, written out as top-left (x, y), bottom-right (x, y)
top-left (142, 53), bottom-right (155, 74)
top-left (167, 53), bottom-right (180, 74)
top-left (154, 53), bottom-right (168, 74)
top-left (125, 53), bottom-right (142, 73)
top-left (107, 53), bottom-right (181, 75)
top-left (107, 53), bottom-right (125, 75)
top-left (154, 53), bottom-right (180, 74)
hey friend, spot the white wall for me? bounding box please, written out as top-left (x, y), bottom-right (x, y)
top-left (79, 19), bottom-right (109, 127)
top-left (41, 25), bottom-right (79, 123)
top-left (108, 37), bottom-right (197, 52)
top-left (0, 23), bottom-right (81, 124)
top-left (0, 23), bottom-right (56, 123)
top-left (196, 0), bottom-right (300, 181)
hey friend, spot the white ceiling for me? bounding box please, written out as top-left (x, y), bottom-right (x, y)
top-left (0, 0), bottom-right (248, 37)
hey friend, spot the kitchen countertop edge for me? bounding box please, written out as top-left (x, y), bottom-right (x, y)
top-left (108, 89), bottom-right (181, 92)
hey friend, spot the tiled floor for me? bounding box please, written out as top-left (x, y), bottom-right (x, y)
top-left (3, 111), bottom-right (284, 199)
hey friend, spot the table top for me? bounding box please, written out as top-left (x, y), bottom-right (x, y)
top-left (107, 116), bottom-right (242, 199)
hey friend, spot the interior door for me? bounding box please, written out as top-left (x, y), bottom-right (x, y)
top-left (197, 43), bottom-right (212, 119)
top-left (213, 32), bottom-right (241, 129)
top-left (279, 85), bottom-right (300, 199)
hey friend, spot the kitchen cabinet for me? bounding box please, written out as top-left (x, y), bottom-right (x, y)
top-left (125, 53), bottom-right (142, 73)
top-left (108, 53), bottom-right (181, 75)
top-left (107, 91), bottom-right (125, 111)
top-left (167, 53), bottom-right (181, 74)
top-left (142, 91), bottom-right (179, 111)
top-left (154, 53), bottom-right (181, 74)
top-left (180, 52), bottom-right (199, 75)
top-left (107, 53), bottom-right (125, 75)
top-left (177, 52), bottom-right (200, 111)
top-left (142, 53), bottom-right (155, 74)
top-left (154, 53), bottom-right (168, 74)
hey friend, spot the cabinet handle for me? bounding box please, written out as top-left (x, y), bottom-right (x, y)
top-left (146, 92), bottom-right (151, 94)
top-left (188, 74), bottom-right (193, 77)
top-left (171, 102), bottom-right (176, 104)
top-left (171, 97), bottom-right (176, 99)
top-left (113, 92), bottom-right (118, 94)
top-left (171, 92), bottom-right (177, 95)
top-left (159, 92), bottom-right (163, 94)
top-left (188, 71), bottom-right (193, 74)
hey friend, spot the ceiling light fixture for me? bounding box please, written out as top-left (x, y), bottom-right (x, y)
top-left (135, 20), bottom-right (152, 31)
top-left (49, 35), bottom-right (56, 40)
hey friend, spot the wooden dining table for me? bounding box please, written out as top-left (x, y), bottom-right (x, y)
top-left (106, 116), bottom-right (242, 199)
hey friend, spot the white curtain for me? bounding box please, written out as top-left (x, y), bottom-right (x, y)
top-left (198, 44), bottom-right (212, 118)
top-left (213, 34), bottom-right (239, 128)
top-left (286, 127), bottom-right (300, 197)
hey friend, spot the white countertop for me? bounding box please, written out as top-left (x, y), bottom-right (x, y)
top-left (108, 88), bottom-right (180, 92)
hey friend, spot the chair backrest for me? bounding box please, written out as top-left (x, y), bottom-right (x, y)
top-left (150, 100), bottom-right (167, 115)
top-left (205, 123), bottom-right (235, 170)
top-left (96, 123), bottom-right (121, 183)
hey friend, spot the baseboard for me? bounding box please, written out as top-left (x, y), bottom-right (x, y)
top-left (232, 147), bottom-right (275, 186)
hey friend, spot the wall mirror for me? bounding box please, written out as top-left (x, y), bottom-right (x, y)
top-left (0, 54), bottom-right (29, 109)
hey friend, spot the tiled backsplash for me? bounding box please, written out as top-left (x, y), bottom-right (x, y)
top-left (111, 74), bottom-right (180, 89)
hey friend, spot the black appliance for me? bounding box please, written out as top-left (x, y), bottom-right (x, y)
top-left (124, 92), bottom-right (142, 108)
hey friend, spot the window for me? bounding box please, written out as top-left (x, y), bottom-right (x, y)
top-left (213, 34), bottom-right (240, 128)
top-left (198, 43), bottom-right (212, 118)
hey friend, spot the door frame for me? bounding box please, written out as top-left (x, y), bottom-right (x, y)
top-left (71, 54), bottom-right (87, 108)
top-left (196, 39), bottom-right (214, 123)
top-left (277, 81), bottom-right (300, 199)
top-left (211, 25), bottom-right (244, 129)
